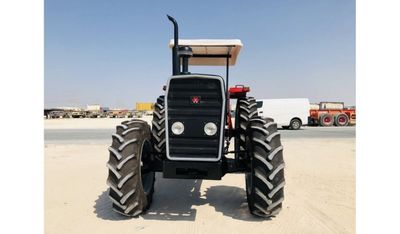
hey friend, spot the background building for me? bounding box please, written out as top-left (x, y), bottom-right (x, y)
top-left (87, 104), bottom-right (102, 111)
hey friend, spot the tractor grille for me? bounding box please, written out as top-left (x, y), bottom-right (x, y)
top-left (166, 75), bottom-right (225, 161)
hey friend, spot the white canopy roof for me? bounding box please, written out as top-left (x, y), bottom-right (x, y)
top-left (168, 39), bottom-right (243, 66)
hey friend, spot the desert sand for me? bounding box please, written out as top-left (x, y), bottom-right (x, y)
top-left (45, 119), bottom-right (355, 234)
top-left (44, 117), bottom-right (152, 129)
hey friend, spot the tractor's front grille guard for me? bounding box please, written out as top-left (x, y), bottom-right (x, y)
top-left (165, 74), bottom-right (226, 162)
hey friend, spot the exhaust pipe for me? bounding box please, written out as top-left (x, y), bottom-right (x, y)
top-left (167, 15), bottom-right (180, 76)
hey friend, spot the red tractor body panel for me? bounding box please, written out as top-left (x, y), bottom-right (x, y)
top-left (229, 85), bottom-right (250, 99)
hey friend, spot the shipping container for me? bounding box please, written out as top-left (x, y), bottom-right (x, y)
top-left (136, 102), bottom-right (154, 111)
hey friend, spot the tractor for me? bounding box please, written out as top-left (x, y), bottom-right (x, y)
top-left (106, 15), bottom-right (285, 218)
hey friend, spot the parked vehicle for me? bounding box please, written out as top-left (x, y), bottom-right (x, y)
top-left (124, 111), bottom-right (133, 118)
top-left (48, 110), bottom-right (68, 119)
top-left (105, 15), bottom-right (285, 218)
top-left (256, 98), bottom-right (310, 130)
top-left (309, 102), bottom-right (356, 127)
top-left (87, 111), bottom-right (102, 118)
top-left (69, 111), bottom-right (85, 118)
top-left (132, 111), bottom-right (143, 118)
top-left (107, 110), bottom-right (129, 118)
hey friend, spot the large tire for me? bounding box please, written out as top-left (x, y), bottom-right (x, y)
top-left (245, 116), bottom-right (285, 217)
top-left (235, 96), bottom-right (258, 160)
top-left (151, 96), bottom-right (166, 154)
top-left (319, 113), bottom-right (334, 126)
top-left (334, 113), bottom-right (349, 127)
top-left (107, 119), bottom-right (155, 216)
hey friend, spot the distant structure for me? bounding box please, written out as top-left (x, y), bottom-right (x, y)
top-left (87, 104), bottom-right (109, 112)
top-left (136, 102), bottom-right (154, 111)
top-left (57, 106), bottom-right (83, 111)
top-left (87, 104), bottom-right (102, 111)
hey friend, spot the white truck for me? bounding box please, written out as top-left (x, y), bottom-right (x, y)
top-left (256, 98), bottom-right (310, 130)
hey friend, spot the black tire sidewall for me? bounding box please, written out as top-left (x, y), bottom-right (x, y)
top-left (245, 117), bottom-right (285, 217)
top-left (290, 119), bottom-right (301, 130)
top-left (107, 120), bottom-right (155, 216)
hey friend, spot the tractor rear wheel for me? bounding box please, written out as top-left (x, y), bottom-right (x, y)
top-left (107, 119), bottom-right (155, 216)
top-left (235, 96), bottom-right (258, 160)
top-left (151, 96), bottom-right (166, 154)
top-left (245, 116), bottom-right (285, 217)
top-left (334, 113), bottom-right (349, 126)
top-left (319, 113), bottom-right (334, 126)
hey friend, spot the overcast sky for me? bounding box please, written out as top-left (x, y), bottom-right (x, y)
top-left (45, 0), bottom-right (355, 108)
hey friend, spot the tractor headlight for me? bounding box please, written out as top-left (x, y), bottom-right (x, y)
top-left (171, 121), bottom-right (184, 135)
top-left (204, 122), bottom-right (218, 136)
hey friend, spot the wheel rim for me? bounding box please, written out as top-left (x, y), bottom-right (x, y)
top-left (139, 140), bottom-right (154, 195)
top-left (338, 116), bottom-right (346, 123)
top-left (292, 121), bottom-right (300, 129)
top-left (324, 116), bottom-right (331, 123)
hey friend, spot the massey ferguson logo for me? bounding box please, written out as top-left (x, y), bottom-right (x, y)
top-left (191, 96), bottom-right (201, 104)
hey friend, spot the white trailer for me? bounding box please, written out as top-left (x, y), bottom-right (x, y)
top-left (256, 98), bottom-right (310, 130)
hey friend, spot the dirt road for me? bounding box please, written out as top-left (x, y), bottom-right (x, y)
top-left (45, 119), bottom-right (355, 233)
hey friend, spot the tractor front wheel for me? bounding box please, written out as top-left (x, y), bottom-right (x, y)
top-left (106, 119), bottom-right (155, 216)
top-left (245, 116), bottom-right (285, 217)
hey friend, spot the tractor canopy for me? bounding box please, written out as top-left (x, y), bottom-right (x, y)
top-left (168, 39), bottom-right (243, 66)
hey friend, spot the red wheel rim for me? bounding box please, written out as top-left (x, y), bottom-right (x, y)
top-left (338, 116), bottom-right (346, 123)
top-left (324, 116), bottom-right (331, 123)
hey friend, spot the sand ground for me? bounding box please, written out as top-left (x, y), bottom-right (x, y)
top-left (45, 119), bottom-right (355, 234)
